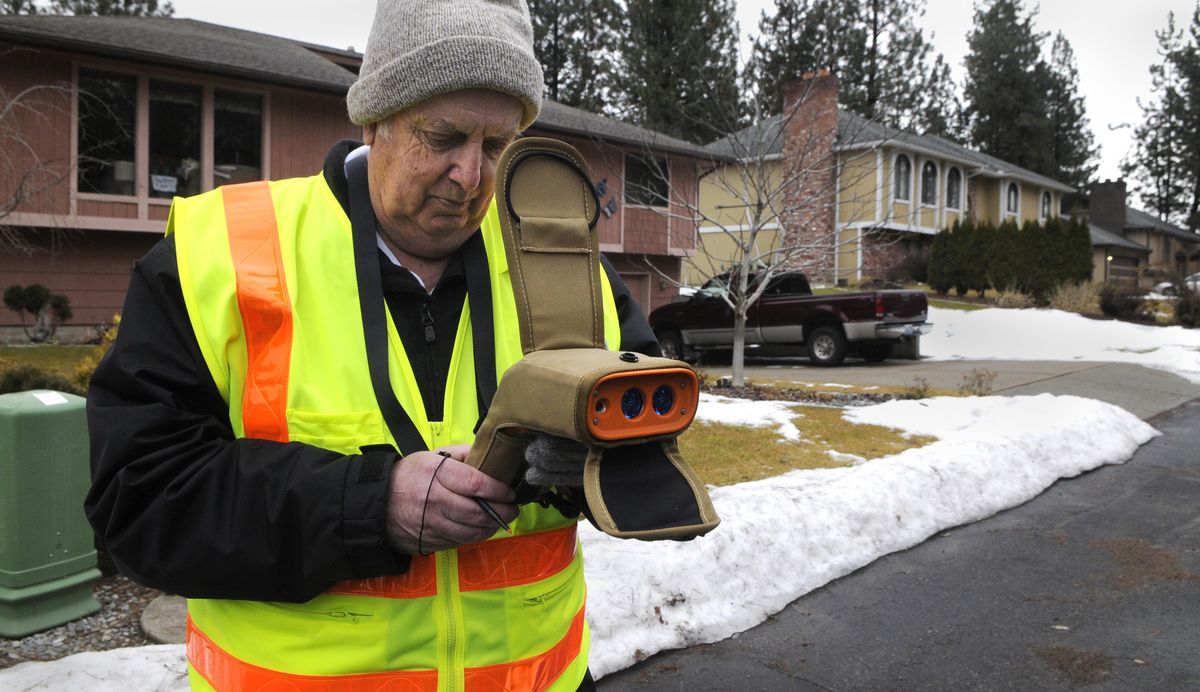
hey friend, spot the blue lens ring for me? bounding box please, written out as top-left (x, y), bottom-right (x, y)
top-left (620, 388), bottom-right (645, 419)
top-left (652, 385), bottom-right (674, 415)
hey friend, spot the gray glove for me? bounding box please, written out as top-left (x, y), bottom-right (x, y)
top-left (523, 434), bottom-right (589, 487)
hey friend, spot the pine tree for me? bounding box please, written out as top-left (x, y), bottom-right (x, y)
top-left (964, 0), bottom-right (1055, 177)
top-left (1122, 12), bottom-right (1189, 225)
top-left (748, 0), bottom-right (959, 136)
top-left (1, 0), bottom-right (42, 13)
top-left (621, 0), bottom-right (743, 143)
top-left (45, 0), bottom-right (173, 15)
top-left (1044, 32), bottom-right (1098, 199)
top-left (529, 0), bottom-right (622, 113)
top-left (1173, 6), bottom-right (1200, 228)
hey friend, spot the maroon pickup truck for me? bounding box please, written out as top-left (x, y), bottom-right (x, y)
top-left (648, 271), bottom-right (932, 367)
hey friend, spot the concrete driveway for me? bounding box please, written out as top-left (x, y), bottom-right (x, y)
top-left (704, 358), bottom-right (1200, 420)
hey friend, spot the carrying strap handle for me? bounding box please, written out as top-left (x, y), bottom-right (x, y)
top-left (495, 138), bottom-right (604, 354)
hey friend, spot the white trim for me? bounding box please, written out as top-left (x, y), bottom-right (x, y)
top-left (856, 226), bottom-right (863, 282)
top-left (874, 149), bottom-right (883, 222)
top-left (945, 166), bottom-right (963, 212)
top-left (891, 152), bottom-right (912, 204)
top-left (7, 211), bottom-right (165, 233)
top-left (919, 159), bottom-right (939, 209)
top-left (697, 222), bottom-right (781, 234)
top-left (1039, 189), bottom-right (1052, 222)
top-left (1004, 179), bottom-right (1021, 220)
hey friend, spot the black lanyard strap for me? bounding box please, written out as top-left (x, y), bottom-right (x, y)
top-left (345, 151), bottom-right (499, 454)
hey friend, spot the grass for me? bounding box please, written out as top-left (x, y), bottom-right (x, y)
top-left (679, 403), bottom-right (936, 486)
top-left (0, 345), bottom-right (95, 377)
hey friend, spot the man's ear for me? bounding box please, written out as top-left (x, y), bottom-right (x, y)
top-left (363, 122), bottom-right (377, 146)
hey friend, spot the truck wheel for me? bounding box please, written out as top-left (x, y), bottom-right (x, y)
top-left (860, 343), bottom-right (891, 362)
top-left (807, 326), bottom-right (847, 367)
top-left (656, 329), bottom-right (686, 361)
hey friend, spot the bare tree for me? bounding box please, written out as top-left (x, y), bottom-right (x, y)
top-left (622, 76), bottom-right (905, 386)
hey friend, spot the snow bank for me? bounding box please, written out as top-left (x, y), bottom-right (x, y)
top-left (923, 306), bottom-right (1200, 384)
top-left (581, 394), bottom-right (1157, 676)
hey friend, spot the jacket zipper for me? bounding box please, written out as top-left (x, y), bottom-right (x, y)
top-left (438, 549), bottom-right (464, 692)
top-left (420, 301), bottom-right (445, 419)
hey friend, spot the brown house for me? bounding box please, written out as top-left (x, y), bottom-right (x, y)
top-left (1086, 179), bottom-right (1200, 286)
top-left (0, 15), bottom-right (705, 341)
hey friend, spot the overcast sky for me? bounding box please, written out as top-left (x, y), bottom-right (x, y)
top-left (169, 0), bottom-right (1197, 182)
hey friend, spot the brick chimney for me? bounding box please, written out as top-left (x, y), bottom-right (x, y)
top-left (780, 69), bottom-right (839, 284)
top-left (1090, 179), bottom-right (1127, 234)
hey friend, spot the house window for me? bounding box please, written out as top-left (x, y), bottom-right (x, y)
top-left (946, 168), bottom-right (961, 210)
top-left (77, 69), bottom-right (137, 196)
top-left (624, 154), bottom-right (669, 207)
top-left (920, 161), bottom-right (938, 206)
top-left (149, 80), bottom-right (201, 198)
top-left (213, 90), bottom-right (265, 188)
top-left (1006, 182), bottom-right (1020, 216)
top-left (893, 154), bottom-right (911, 201)
top-left (1040, 191), bottom-right (1052, 220)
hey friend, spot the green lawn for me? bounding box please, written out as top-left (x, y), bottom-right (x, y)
top-left (0, 345), bottom-right (95, 377)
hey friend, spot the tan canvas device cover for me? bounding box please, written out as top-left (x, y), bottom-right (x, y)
top-left (464, 137), bottom-right (719, 541)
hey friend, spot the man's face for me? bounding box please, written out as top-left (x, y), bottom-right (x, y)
top-left (364, 89), bottom-right (523, 261)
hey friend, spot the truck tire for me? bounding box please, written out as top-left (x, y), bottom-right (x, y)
top-left (806, 326), bottom-right (847, 367)
top-left (656, 329), bottom-right (687, 361)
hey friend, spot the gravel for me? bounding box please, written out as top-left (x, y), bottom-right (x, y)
top-left (1, 574), bottom-right (160, 671)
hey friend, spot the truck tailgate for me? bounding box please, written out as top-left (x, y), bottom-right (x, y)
top-left (879, 291), bottom-right (928, 322)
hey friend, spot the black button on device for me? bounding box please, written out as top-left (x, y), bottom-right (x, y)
top-left (619, 352), bottom-right (639, 363)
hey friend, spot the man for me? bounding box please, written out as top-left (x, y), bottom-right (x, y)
top-left (85, 1), bottom-right (658, 690)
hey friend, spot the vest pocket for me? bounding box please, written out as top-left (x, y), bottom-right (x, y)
top-left (286, 409), bottom-right (389, 454)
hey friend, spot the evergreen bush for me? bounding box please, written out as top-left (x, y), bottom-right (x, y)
top-left (1176, 289), bottom-right (1200, 328)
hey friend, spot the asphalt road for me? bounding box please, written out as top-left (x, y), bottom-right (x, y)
top-left (598, 398), bottom-right (1200, 691)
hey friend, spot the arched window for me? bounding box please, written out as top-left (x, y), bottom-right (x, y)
top-left (894, 154), bottom-right (911, 201)
top-left (1006, 182), bottom-right (1019, 216)
top-left (920, 161), bottom-right (938, 206)
top-left (946, 168), bottom-right (962, 210)
top-left (1041, 191), bottom-right (1052, 219)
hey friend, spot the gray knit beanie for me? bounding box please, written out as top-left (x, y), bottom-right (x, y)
top-left (347, 0), bottom-right (544, 129)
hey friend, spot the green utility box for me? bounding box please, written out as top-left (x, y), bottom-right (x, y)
top-left (0, 390), bottom-right (100, 638)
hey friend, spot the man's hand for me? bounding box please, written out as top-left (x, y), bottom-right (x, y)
top-left (386, 445), bottom-right (518, 555)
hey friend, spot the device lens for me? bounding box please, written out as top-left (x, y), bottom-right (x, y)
top-left (620, 388), bottom-right (644, 419)
top-left (652, 385), bottom-right (674, 415)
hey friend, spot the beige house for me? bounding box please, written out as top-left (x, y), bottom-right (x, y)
top-left (692, 71), bottom-right (1075, 286)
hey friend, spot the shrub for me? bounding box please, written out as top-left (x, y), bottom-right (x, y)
top-left (1098, 284), bottom-right (1153, 322)
top-left (72, 314), bottom-right (121, 392)
top-left (1049, 281), bottom-right (1100, 316)
top-left (889, 253), bottom-right (929, 284)
top-left (902, 376), bottom-right (931, 399)
top-left (994, 288), bottom-right (1035, 309)
top-left (958, 368), bottom-right (998, 396)
top-left (0, 364), bottom-right (82, 396)
top-left (3, 283), bottom-right (73, 342)
top-left (1176, 290), bottom-right (1200, 328)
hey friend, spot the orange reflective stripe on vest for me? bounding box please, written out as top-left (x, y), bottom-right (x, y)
top-left (328, 525), bottom-right (577, 599)
top-left (221, 181), bottom-right (293, 442)
top-left (187, 606), bottom-right (586, 691)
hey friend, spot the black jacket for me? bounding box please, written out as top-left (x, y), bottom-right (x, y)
top-left (85, 140), bottom-right (660, 603)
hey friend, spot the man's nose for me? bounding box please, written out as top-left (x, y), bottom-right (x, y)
top-left (448, 144), bottom-right (483, 192)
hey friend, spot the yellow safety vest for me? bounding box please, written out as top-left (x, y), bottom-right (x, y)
top-left (168, 173), bottom-right (620, 692)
